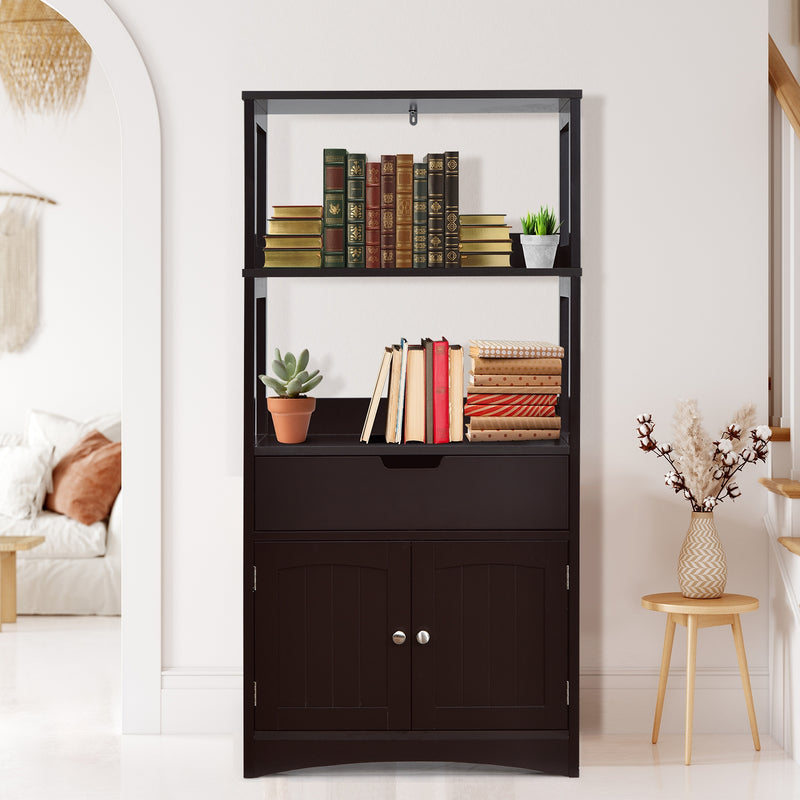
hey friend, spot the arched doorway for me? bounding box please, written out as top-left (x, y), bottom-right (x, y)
top-left (43, 0), bottom-right (162, 733)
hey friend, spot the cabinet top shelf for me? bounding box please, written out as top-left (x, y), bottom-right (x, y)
top-left (242, 267), bottom-right (581, 279)
top-left (242, 89), bottom-right (582, 116)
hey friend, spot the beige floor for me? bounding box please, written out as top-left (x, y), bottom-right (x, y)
top-left (0, 616), bottom-right (798, 799)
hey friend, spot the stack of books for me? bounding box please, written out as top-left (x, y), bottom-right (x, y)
top-left (263, 205), bottom-right (323, 268)
top-left (360, 338), bottom-right (464, 443)
top-left (324, 148), bottom-right (460, 268)
top-left (464, 339), bottom-right (564, 441)
top-left (459, 215), bottom-right (512, 268)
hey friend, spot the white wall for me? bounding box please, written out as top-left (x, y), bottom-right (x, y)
top-left (0, 58), bottom-right (121, 431)
top-left (106, 0), bottom-right (770, 733)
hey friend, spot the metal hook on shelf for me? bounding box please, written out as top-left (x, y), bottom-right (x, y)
top-left (409, 103), bottom-right (418, 126)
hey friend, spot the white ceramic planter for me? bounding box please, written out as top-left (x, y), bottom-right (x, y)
top-left (521, 234), bottom-right (559, 269)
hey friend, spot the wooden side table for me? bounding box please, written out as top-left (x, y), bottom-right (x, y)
top-left (0, 536), bottom-right (44, 631)
top-left (641, 592), bottom-right (760, 765)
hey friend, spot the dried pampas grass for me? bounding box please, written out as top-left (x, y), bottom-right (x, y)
top-left (0, 0), bottom-right (91, 116)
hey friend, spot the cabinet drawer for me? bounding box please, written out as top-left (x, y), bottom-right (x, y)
top-left (254, 454), bottom-right (569, 531)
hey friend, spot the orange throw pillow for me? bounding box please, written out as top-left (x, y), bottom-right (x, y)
top-left (46, 430), bottom-right (121, 525)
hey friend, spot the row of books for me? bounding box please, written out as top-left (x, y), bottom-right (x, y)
top-left (361, 338), bottom-right (464, 443)
top-left (464, 339), bottom-right (564, 442)
top-left (323, 150), bottom-right (462, 269)
top-left (459, 214), bottom-right (512, 268)
top-left (263, 205), bottom-right (323, 267)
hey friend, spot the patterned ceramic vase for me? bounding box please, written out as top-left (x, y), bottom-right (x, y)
top-left (677, 511), bottom-right (727, 598)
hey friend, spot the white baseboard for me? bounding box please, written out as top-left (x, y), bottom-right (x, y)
top-left (160, 666), bottom-right (768, 736)
top-left (160, 668), bottom-right (242, 734)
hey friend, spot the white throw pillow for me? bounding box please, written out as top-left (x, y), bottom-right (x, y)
top-left (0, 445), bottom-right (52, 520)
top-left (26, 409), bottom-right (121, 464)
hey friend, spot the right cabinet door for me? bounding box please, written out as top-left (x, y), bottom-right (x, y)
top-left (411, 540), bottom-right (569, 730)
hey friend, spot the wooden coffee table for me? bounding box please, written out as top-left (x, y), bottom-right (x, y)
top-left (0, 536), bottom-right (44, 630)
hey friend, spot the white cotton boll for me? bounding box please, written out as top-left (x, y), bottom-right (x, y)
top-left (716, 439), bottom-right (733, 454)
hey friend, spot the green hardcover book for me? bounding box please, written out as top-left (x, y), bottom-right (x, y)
top-left (323, 148), bottom-right (346, 268)
top-left (425, 153), bottom-right (444, 267)
top-left (444, 151), bottom-right (460, 267)
top-left (346, 153), bottom-right (366, 268)
top-left (413, 162), bottom-right (428, 268)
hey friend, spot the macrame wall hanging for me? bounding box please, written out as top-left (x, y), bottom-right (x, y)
top-left (0, 172), bottom-right (56, 353)
top-left (0, 0), bottom-right (91, 116)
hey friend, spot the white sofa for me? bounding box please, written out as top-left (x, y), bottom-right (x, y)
top-left (0, 411), bottom-right (121, 615)
top-left (0, 491), bottom-right (121, 615)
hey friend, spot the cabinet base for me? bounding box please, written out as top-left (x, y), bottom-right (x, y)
top-left (245, 730), bottom-right (577, 777)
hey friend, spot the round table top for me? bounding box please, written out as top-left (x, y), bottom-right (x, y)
top-left (641, 592), bottom-right (759, 615)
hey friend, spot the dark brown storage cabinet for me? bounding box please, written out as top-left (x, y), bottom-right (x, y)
top-left (242, 90), bottom-right (581, 777)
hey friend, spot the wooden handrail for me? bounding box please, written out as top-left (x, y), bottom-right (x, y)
top-left (770, 35), bottom-right (800, 140)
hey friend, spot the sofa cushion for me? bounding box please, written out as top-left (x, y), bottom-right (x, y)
top-left (26, 409), bottom-right (121, 466)
top-left (0, 510), bottom-right (107, 558)
top-left (0, 444), bottom-right (51, 520)
top-left (46, 431), bottom-right (121, 525)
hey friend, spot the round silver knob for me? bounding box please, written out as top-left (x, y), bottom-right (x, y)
top-left (416, 630), bottom-right (431, 645)
top-left (392, 630), bottom-right (406, 645)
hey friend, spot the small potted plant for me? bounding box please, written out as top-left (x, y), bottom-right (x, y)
top-left (258, 348), bottom-right (323, 443)
top-left (520, 206), bottom-right (563, 269)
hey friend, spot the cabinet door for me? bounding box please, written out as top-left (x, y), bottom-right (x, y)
top-left (253, 541), bottom-right (411, 731)
top-left (412, 541), bottom-right (568, 730)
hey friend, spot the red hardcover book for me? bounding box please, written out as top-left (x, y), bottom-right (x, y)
top-left (365, 161), bottom-right (381, 268)
top-left (432, 337), bottom-right (450, 443)
top-left (380, 155), bottom-right (396, 268)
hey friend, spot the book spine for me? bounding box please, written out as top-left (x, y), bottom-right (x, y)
top-left (449, 345), bottom-right (464, 442)
top-left (380, 155), bottom-right (397, 268)
top-left (395, 154), bottom-right (414, 269)
top-left (466, 427), bottom-right (559, 442)
top-left (426, 153), bottom-right (444, 267)
top-left (464, 402), bottom-right (558, 417)
top-left (432, 339), bottom-right (450, 443)
top-left (444, 151), bottom-right (460, 267)
top-left (365, 161), bottom-right (381, 269)
top-left (413, 162), bottom-right (428, 268)
top-left (422, 338), bottom-right (434, 443)
top-left (345, 153), bottom-right (366, 268)
top-left (322, 148), bottom-right (346, 268)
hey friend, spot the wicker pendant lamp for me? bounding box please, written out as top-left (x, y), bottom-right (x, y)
top-left (0, 0), bottom-right (91, 116)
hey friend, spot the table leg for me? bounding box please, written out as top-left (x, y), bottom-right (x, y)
top-left (731, 614), bottom-right (760, 751)
top-left (685, 614), bottom-right (698, 766)
top-left (652, 612), bottom-right (677, 744)
top-left (0, 551), bottom-right (15, 627)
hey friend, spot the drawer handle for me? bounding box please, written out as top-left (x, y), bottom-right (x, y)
top-left (380, 455), bottom-right (443, 470)
top-left (392, 630), bottom-right (407, 645)
top-left (416, 630), bottom-right (431, 645)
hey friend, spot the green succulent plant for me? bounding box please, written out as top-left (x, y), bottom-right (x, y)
top-left (258, 348), bottom-right (323, 398)
top-left (521, 206), bottom-right (563, 236)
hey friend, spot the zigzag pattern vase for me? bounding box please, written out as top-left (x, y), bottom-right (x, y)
top-left (678, 511), bottom-right (727, 598)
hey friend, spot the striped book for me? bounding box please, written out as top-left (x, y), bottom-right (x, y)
top-left (464, 403), bottom-right (558, 418)
top-left (465, 392), bottom-right (559, 406)
top-left (469, 339), bottom-right (565, 359)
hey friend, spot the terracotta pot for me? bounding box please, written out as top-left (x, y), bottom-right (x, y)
top-left (677, 511), bottom-right (727, 599)
top-left (267, 396), bottom-right (316, 444)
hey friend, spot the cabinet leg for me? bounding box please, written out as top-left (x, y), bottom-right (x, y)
top-left (0, 551), bottom-right (15, 625)
top-left (652, 613), bottom-right (676, 744)
top-left (684, 614), bottom-right (697, 766)
top-left (731, 614), bottom-right (760, 752)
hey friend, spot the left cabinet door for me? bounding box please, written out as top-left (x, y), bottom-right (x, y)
top-left (253, 541), bottom-right (411, 731)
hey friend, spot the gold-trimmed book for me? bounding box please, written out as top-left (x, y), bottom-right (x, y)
top-left (460, 240), bottom-right (513, 253)
top-left (268, 219), bottom-right (323, 236)
top-left (263, 235), bottom-right (322, 249)
top-left (466, 425), bottom-right (560, 442)
top-left (263, 250), bottom-right (322, 268)
top-left (461, 253), bottom-right (511, 268)
top-left (460, 214), bottom-right (506, 226)
top-left (272, 205), bottom-right (323, 219)
top-left (459, 225), bottom-right (512, 241)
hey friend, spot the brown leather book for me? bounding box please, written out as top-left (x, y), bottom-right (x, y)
top-left (365, 161), bottom-right (381, 268)
top-left (380, 155), bottom-right (396, 268)
top-left (444, 151), bottom-right (460, 266)
top-left (395, 154), bottom-right (414, 269)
